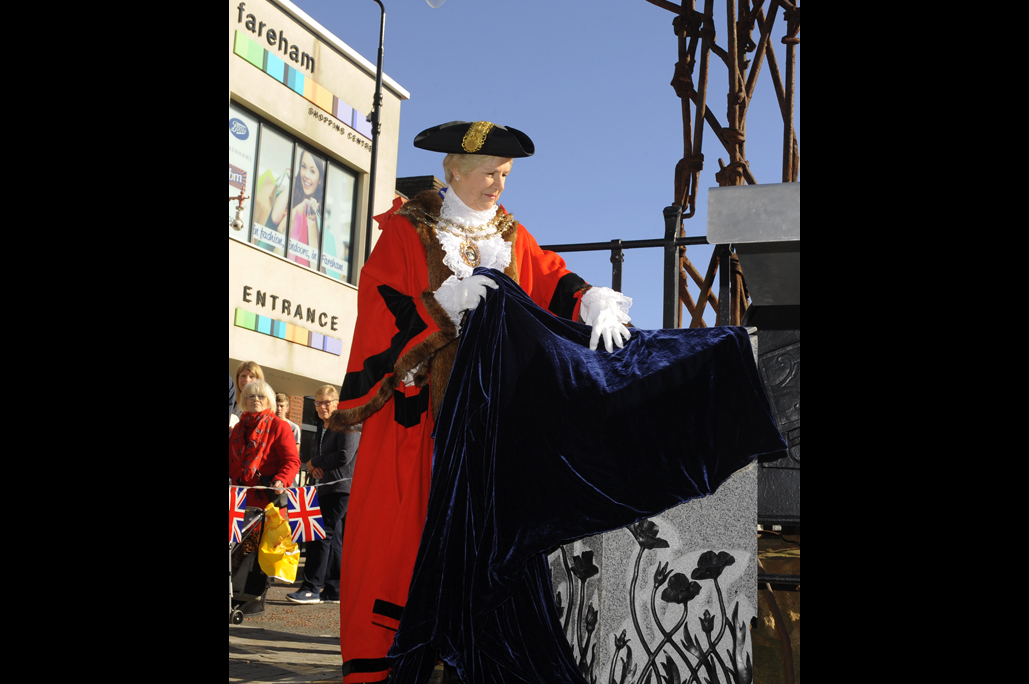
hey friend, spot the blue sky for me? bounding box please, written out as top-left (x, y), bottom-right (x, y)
top-left (290, 0), bottom-right (799, 330)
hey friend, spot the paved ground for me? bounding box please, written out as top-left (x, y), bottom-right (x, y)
top-left (229, 567), bottom-right (343, 684)
top-left (229, 560), bottom-right (444, 683)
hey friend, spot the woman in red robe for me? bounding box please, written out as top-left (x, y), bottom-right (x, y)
top-left (329, 121), bottom-right (631, 683)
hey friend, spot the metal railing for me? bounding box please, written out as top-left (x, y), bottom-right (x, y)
top-left (541, 204), bottom-right (746, 330)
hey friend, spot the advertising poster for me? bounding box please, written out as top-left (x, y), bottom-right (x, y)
top-left (320, 162), bottom-right (357, 282)
top-left (228, 105), bottom-right (258, 238)
top-left (251, 127), bottom-right (294, 257)
top-left (287, 147), bottom-right (326, 268)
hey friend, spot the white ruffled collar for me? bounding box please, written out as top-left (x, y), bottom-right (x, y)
top-left (435, 188), bottom-right (510, 279)
top-left (439, 187), bottom-right (499, 226)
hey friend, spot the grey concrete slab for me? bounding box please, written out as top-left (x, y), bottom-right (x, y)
top-left (706, 184), bottom-right (800, 244)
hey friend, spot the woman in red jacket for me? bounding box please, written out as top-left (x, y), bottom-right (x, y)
top-left (229, 379), bottom-right (300, 509)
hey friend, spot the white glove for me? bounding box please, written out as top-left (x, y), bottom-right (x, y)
top-left (453, 274), bottom-right (499, 308)
top-left (580, 287), bottom-right (632, 351)
top-left (433, 274), bottom-right (499, 333)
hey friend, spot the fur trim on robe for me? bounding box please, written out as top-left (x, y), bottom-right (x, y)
top-left (329, 189), bottom-right (524, 430)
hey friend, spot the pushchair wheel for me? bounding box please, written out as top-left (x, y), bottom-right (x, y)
top-left (231, 609), bottom-right (245, 625)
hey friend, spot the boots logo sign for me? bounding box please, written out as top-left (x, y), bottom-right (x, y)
top-left (230, 118), bottom-right (249, 140)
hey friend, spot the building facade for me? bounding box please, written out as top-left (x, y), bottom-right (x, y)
top-left (228, 0), bottom-right (408, 435)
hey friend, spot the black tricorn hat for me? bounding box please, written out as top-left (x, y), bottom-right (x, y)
top-left (413, 121), bottom-right (535, 157)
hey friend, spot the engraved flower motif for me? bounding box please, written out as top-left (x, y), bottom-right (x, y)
top-left (699, 609), bottom-right (716, 634)
top-left (570, 550), bottom-right (599, 581)
top-left (661, 573), bottom-right (702, 605)
top-left (654, 561), bottom-right (672, 587)
top-left (628, 520), bottom-right (670, 550)
top-left (614, 629), bottom-right (629, 649)
top-left (584, 604), bottom-right (598, 634)
top-left (690, 551), bottom-right (736, 581)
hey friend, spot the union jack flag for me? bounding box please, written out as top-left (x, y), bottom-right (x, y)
top-left (229, 487), bottom-right (247, 544)
top-left (286, 487), bottom-right (326, 543)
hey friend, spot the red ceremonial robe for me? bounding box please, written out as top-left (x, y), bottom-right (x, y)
top-left (333, 190), bottom-right (589, 683)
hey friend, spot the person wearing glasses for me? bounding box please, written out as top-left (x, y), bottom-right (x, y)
top-left (229, 379), bottom-right (300, 510)
top-left (287, 385), bottom-right (360, 605)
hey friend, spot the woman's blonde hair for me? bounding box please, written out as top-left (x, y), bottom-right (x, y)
top-left (315, 384), bottom-right (339, 401)
top-left (234, 361), bottom-right (264, 396)
top-left (443, 154), bottom-right (513, 185)
top-left (239, 379), bottom-right (277, 414)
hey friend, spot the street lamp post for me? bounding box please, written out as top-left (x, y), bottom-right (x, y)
top-left (365, 0), bottom-right (385, 262)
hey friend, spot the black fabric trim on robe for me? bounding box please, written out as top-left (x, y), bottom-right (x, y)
top-left (548, 272), bottom-right (587, 318)
top-left (393, 386), bottom-right (431, 428)
top-left (373, 598), bottom-right (405, 621)
top-left (386, 268), bottom-right (787, 684)
top-left (341, 285), bottom-right (429, 402)
top-left (342, 658), bottom-right (389, 675)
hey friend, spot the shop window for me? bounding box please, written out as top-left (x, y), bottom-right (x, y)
top-left (301, 395), bottom-right (320, 427)
top-left (286, 146), bottom-right (325, 268)
top-left (321, 162), bottom-right (357, 282)
top-left (251, 126), bottom-right (294, 256)
top-left (230, 103), bottom-right (359, 284)
top-left (300, 396), bottom-right (319, 463)
top-left (229, 104), bottom-right (259, 237)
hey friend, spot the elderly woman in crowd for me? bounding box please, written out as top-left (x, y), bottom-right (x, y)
top-left (229, 379), bottom-right (300, 510)
top-left (230, 360), bottom-right (264, 434)
top-left (328, 121), bottom-right (632, 683)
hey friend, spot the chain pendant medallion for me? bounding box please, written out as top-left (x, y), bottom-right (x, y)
top-left (459, 239), bottom-right (481, 268)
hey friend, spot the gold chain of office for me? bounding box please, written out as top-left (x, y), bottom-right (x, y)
top-left (434, 213), bottom-right (508, 268)
top-left (397, 204), bottom-right (517, 268)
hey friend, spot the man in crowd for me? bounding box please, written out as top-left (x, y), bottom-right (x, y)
top-left (274, 393), bottom-right (302, 484)
top-left (286, 385), bottom-right (359, 604)
top-left (275, 393), bottom-right (302, 449)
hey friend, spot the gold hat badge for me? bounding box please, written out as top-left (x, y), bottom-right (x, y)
top-left (461, 121), bottom-right (495, 153)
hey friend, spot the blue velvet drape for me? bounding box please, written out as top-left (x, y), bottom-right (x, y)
top-left (388, 268), bottom-right (786, 683)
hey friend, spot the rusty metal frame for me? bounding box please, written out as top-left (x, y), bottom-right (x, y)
top-left (650, 0), bottom-right (800, 328)
top-left (650, 0), bottom-right (802, 331)
top-left (541, 1), bottom-right (799, 329)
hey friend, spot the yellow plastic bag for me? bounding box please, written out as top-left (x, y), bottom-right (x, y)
top-left (257, 503), bottom-right (299, 583)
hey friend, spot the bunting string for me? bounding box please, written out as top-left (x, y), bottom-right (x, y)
top-left (228, 477), bottom-right (352, 490)
top-left (229, 481), bottom-right (351, 544)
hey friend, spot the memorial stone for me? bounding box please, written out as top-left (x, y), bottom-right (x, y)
top-left (549, 462), bottom-right (758, 684)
